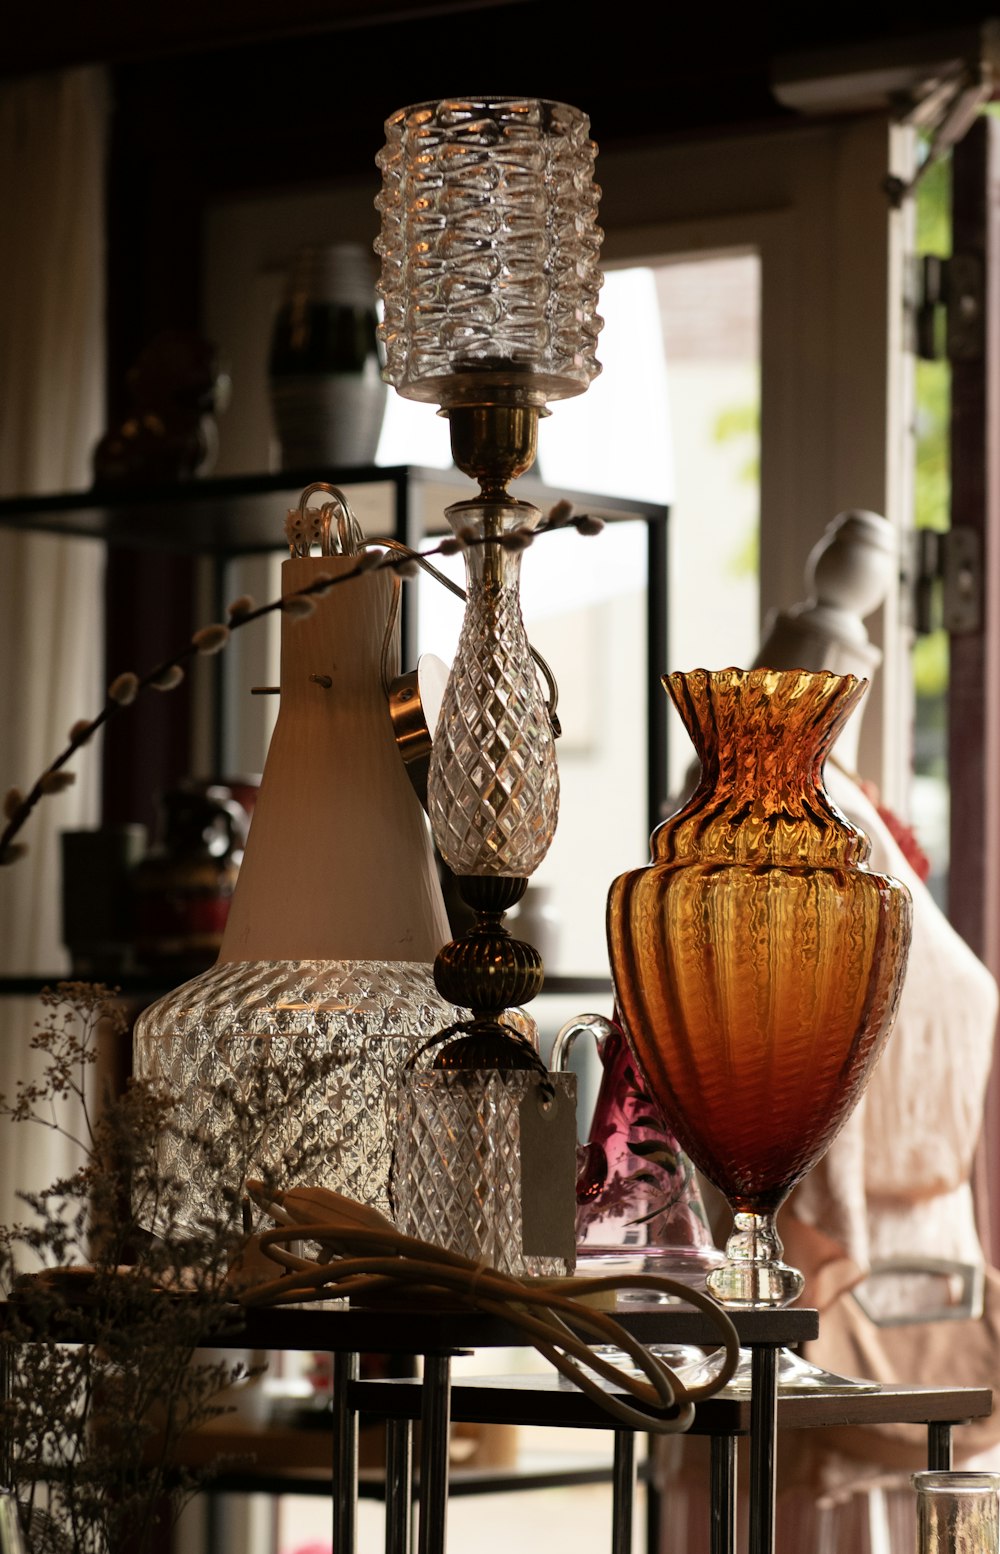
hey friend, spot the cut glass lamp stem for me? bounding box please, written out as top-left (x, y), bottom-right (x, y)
top-left (374, 96), bottom-right (606, 1273)
top-left (427, 496), bottom-right (559, 881)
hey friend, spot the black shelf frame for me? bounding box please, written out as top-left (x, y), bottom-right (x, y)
top-left (0, 464), bottom-right (672, 843)
top-left (0, 465), bottom-right (666, 557)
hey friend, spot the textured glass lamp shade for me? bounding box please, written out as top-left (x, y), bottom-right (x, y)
top-left (607, 668), bottom-right (913, 1307)
top-left (428, 499), bottom-right (558, 877)
top-left (374, 96), bottom-right (604, 406)
top-left (134, 959), bottom-right (462, 1225)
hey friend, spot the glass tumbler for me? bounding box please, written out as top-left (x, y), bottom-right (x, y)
top-left (392, 1067), bottom-right (577, 1278)
top-left (911, 1471), bottom-right (1000, 1553)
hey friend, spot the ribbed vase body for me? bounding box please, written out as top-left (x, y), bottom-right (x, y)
top-left (607, 667), bottom-right (912, 1217)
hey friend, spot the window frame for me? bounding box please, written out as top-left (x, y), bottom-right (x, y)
top-left (593, 113), bottom-right (918, 802)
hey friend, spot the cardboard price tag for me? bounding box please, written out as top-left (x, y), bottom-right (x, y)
top-left (519, 1073), bottom-right (577, 1263)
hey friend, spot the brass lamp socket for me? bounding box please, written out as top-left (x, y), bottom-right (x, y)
top-left (445, 403), bottom-right (542, 499)
top-left (431, 1022), bottom-right (540, 1070)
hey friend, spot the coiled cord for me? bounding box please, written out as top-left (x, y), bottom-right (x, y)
top-left (238, 1185), bottom-right (741, 1436)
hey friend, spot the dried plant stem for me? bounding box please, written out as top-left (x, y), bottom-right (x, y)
top-left (0, 508), bottom-right (602, 865)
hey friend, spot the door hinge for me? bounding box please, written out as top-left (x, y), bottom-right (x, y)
top-left (915, 252), bottom-right (985, 362)
top-left (912, 526), bottom-right (981, 635)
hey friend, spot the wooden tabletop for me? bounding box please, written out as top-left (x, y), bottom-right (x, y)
top-left (223, 1299), bottom-right (822, 1355)
top-left (2, 1296), bottom-right (820, 1354)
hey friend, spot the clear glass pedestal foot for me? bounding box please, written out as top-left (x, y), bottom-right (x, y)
top-left (576, 1344), bottom-right (722, 1392)
top-left (717, 1345), bottom-right (880, 1395)
top-left (572, 1342), bottom-right (879, 1397)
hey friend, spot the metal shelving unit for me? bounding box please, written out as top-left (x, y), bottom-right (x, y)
top-left (0, 465), bottom-right (670, 835)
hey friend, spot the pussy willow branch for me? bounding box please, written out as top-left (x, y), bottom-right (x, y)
top-left (0, 502), bottom-right (602, 865)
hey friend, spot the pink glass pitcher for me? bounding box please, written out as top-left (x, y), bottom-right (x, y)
top-left (551, 1010), bottom-right (723, 1288)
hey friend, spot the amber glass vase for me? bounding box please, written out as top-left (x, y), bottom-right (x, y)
top-left (607, 667), bottom-right (913, 1307)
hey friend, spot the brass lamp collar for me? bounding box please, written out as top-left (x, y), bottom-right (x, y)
top-left (444, 401), bottom-right (545, 501)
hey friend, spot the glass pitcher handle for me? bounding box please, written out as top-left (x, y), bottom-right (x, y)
top-left (550, 1012), bottom-right (615, 1072)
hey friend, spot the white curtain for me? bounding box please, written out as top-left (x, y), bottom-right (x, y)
top-left (0, 67), bottom-right (109, 1230)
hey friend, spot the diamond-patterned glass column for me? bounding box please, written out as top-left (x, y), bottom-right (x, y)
top-left (428, 498), bottom-right (558, 878)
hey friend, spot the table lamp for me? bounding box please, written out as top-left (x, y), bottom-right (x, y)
top-left (133, 486), bottom-right (464, 1229)
top-left (375, 95), bottom-right (605, 1273)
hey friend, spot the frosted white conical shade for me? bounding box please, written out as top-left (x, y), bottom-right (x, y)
top-left (220, 554), bottom-right (450, 960)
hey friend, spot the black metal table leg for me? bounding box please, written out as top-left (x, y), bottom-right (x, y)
top-left (0, 1340), bottom-right (11, 1493)
top-left (333, 1350), bottom-right (360, 1554)
top-left (645, 1436), bottom-right (660, 1554)
top-left (385, 1415), bottom-right (414, 1554)
top-left (417, 1353), bottom-right (452, 1554)
top-left (710, 1434), bottom-right (738, 1554)
top-left (611, 1429), bottom-right (636, 1554)
top-left (927, 1422), bottom-right (954, 1470)
top-left (748, 1345), bottom-right (778, 1554)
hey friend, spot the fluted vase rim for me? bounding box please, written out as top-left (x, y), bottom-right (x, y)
top-left (655, 664), bottom-right (874, 869)
top-left (662, 664), bottom-right (868, 696)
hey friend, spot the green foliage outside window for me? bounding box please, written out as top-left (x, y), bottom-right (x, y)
top-left (712, 397), bottom-right (759, 581)
top-left (913, 149), bottom-right (951, 723)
